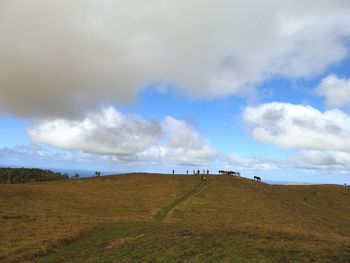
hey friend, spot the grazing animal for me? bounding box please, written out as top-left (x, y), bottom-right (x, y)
top-left (219, 170), bottom-right (240, 176)
top-left (254, 176), bottom-right (261, 181)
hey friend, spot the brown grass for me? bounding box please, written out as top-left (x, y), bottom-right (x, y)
top-left (167, 175), bottom-right (350, 238)
top-left (1, 173), bottom-right (350, 262)
top-left (0, 173), bottom-right (198, 262)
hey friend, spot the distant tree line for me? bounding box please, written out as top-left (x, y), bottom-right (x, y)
top-left (0, 168), bottom-right (69, 184)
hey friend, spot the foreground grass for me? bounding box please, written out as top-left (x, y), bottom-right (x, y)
top-left (0, 173), bottom-right (199, 262)
top-left (1, 173), bottom-right (350, 262)
top-left (36, 223), bottom-right (350, 263)
top-left (154, 180), bottom-right (207, 222)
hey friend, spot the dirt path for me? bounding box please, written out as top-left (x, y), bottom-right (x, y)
top-left (154, 179), bottom-right (208, 222)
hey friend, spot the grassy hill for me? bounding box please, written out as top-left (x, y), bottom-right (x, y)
top-left (0, 173), bottom-right (349, 262)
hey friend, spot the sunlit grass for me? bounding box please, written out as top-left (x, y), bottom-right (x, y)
top-left (1, 173), bottom-right (350, 262)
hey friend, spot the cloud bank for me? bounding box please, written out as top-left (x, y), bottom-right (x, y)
top-left (1, 0), bottom-right (350, 117)
top-left (244, 102), bottom-right (350, 152)
top-left (28, 107), bottom-right (217, 166)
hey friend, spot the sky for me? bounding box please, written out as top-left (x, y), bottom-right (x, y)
top-left (1, 0), bottom-right (350, 184)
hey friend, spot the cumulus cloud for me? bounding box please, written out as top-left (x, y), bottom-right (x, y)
top-left (316, 75), bottom-right (350, 107)
top-left (290, 150), bottom-right (350, 170)
top-left (29, 107), bottom-right (162, 156)
top-left (162, 117), bottom-right (218, 165)
top-left (243, 102), bottom-right (350, 152)
top-left (28, 107), bottom-right (217, 165)
top-left (1, 0), bottom-right (350, 117)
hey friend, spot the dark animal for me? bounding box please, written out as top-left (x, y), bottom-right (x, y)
top-left (254, 176), bottom-right (261, 181)
top-left (219, 170), bottom-right (239, 176)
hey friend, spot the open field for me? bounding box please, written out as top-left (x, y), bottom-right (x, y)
top-left (1, 173), bottom-right (350, 262)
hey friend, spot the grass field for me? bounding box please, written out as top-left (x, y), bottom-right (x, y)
top-left (1, 173), bottom-right (350, 262)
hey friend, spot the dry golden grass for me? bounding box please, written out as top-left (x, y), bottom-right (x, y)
top-left (167, 176), bottom-right (350, 238)
top-left (0, 173), bottom-right (199, 262)
top-left (1, 173), bottom-right (350, 262)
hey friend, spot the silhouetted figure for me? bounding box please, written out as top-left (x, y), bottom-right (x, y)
top-left (172, 170), bottom-right (175, 174)
top-left (207, 170), bottom-right (209, 174)
top-left (193, 170), bottom-right (195, 174)
top-left (197, 170), bottom-right (200, 175)
top-left (186, 170), bottom-right (188, 174)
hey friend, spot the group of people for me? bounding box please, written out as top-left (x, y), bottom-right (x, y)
top-left (172, 170), bottom-right (210, 175)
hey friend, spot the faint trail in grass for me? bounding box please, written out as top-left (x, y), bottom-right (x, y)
top-left (154, 179), bottom-right (207, 222)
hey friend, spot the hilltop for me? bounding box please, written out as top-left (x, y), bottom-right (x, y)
top-left (0, 173), bottom-right (349, 262)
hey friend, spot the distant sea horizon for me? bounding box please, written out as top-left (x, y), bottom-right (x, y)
top-left (0, 164), bottom-right (120, 178)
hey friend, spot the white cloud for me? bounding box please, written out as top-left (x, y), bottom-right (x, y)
top-left (243, 102), bottom-right (350, 152)
top-left (0, 145), bottom-right (79, 168)
top-left (221, 153), bottom-right (284, 171)
top-left (316, 75), bottom-right (350, 107)
top-left (28, 107), bottom-right (217, 166)
top-left (0, 0), bottom-right (350, 117)
top-left (162, 117), bottom-right (218, 165)
top-left (290, 150), bottom-right (350, 170)
top-left (29, 107), bottom-right (162, 156)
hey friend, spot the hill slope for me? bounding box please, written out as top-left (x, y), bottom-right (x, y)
top-left (1, 173), bottom-right (349, 262)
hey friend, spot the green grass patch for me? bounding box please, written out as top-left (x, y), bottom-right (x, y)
top-left (35, 223), bottom-right (350, 263)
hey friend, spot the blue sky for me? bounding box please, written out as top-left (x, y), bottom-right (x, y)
top-left (1, 1), bottom-right (350, 184)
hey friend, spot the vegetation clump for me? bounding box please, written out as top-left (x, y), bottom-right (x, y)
top-left (0, 168), bottom-right (68, 184)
